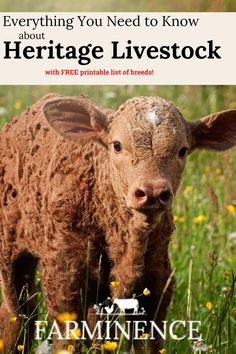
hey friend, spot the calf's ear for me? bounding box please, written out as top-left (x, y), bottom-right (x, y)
top-left (43, 96), bottom-right (109, 143)
top-left (190, 109), bottom-right (236, 151)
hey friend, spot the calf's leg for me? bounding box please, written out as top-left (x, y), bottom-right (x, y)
top-left (0, 253), bottom-right (38, 352)
top-left (40, 253), bottom-right (85, 353)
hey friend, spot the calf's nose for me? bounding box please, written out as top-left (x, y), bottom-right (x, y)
top-left (129, 181), bottom-right (173, 211)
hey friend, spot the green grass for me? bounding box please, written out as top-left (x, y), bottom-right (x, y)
top-left (0, 85), bottom-right (236, 354)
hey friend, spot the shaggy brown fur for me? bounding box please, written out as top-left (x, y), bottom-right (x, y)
top-left (0, 94), bottom-right (236, 353)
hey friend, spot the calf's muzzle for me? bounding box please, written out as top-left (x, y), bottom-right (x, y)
top-left (127, 180), bottom-right (173, 211)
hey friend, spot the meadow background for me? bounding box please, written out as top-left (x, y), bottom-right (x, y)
top-left (0, 85), bottom-right (236, 354)
top-left (1, 0), bottom-right (236, 354)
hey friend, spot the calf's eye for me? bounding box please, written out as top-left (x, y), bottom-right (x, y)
top-left (113, 141), bottom-right (122, 153)
top-left (178, 147), bottom-right (188, 159)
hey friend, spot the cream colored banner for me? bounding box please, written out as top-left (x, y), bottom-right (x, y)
top-left (0, 12), bottom-right (235, 84)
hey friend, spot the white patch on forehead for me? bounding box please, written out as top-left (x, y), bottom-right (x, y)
top-left (146, 111), bottom-right (162, 125)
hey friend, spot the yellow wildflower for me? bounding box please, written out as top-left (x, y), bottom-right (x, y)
top-left (0, 339), bottom-right (4, 351)
top-left (226, 204), bottom-right (236, 213)
top-left (173, 215), bottom-right (185, 223)
top-left (192, 215), bottom-right (207, 224)
top-left (57, 312), bottom-right (77, 323)
top-left (9, 316), bottom-right (18, 323)
top-left (110, 281), bottom-right (120, 287)
top-left (215, 168), bottom-right (221, 176)
top-left (17, 344), bottom-right (24, 351)
top-left (67, 345), bottom-right (75, 353)
top-left (208, 344), bottom-right (217, 352)
top-left (184, 186), bottom-right (193, 194)
top-left (14, 100), bottom-right (22, 110)
top-left (140, 332), bottom-right (150, 339)
top-left (69, 328), bottom-right (81, 339)
top-left (102, 341), bottom-right (118, 351)
top-left (143, 288), bottom-right (151, 296)
top-left (204, 166), bottom-right (210, 173)
top-left (206, 302), bottom-right (213, 310)
top-left (159, 349), bottom-right (167, 354)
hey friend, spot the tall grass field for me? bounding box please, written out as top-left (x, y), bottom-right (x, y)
top-left (0, 85), bottom-right (236, 354)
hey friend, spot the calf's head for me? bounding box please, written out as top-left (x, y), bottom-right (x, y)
top-left (44, 96), bottom-right (236, 215)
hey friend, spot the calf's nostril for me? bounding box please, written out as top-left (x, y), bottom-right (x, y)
top-left (135, 189), bottom-right (146, 199)
top-left (159, 190), bottom-right (171, 204)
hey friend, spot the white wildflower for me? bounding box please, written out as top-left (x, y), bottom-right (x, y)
top-left (229, 232), bottom-right (236, 244)
top-left (104, 91), bottom-right (117, 100)
top-left (0, 107), bottom-right (7, 116)
top-left (192, 339), bottom-right (208, 352)
top-left (36, 340), bottom-right (52, 354)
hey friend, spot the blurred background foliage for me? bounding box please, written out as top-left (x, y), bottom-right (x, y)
top-left (0, 0), bottom-right (236, 12)
top-left (1, 85), bottom-right (236, 127)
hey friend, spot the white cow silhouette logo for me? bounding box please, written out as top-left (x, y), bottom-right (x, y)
top-left (113, 298), bottom-right (139, 314)
top-left (94, 297), bottom-right (146, 315)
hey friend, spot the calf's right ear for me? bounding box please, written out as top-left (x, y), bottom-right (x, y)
top-left (43, 96), bottom-right (109, 142)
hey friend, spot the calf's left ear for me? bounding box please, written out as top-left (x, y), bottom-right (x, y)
top-left (190, 109), bottom-right (236, 151)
